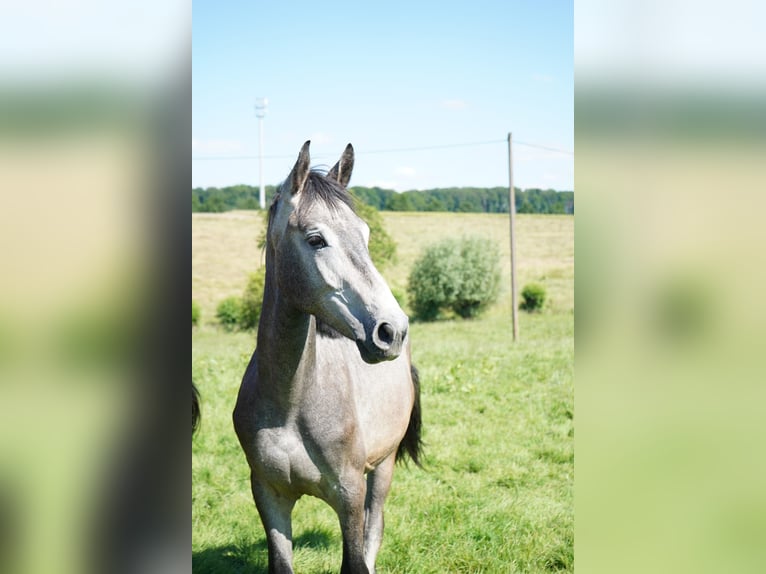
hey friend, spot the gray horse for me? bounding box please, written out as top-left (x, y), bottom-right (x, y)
top-left (233, 141), bottom-right (422, 574)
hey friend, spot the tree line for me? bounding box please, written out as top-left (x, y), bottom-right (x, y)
top-left (192, 184), bottom-right (573, 215)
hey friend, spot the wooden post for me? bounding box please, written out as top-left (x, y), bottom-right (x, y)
top-left (508, 132), bottom-right (519, 341)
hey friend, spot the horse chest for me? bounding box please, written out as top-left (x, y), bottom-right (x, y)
top-left (252, 425), bottom-right (327, 497)
top-left (252, 402), bottom-right (356, 498)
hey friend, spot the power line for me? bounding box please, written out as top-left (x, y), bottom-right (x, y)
top-left (192, 137), bottom-right (573, 161)
top-left (192, 139), bottom-right (502, 161)
top-left (361, 139), bottom-right (506, 154)
top-left (514, 140), bottom-right (574, 156)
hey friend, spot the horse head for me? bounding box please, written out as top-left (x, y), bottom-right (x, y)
top-left (268, 141), bottom-right (408, 363)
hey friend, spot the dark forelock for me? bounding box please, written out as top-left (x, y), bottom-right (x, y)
top-left (269, 169), bottom-right (356, 228)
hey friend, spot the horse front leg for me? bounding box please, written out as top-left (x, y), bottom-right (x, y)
top-left (251, 473), bottom-right (297, 574)
top-left (334, 475), bottom-right (370, 574)
top-left (363, 454), bottom-right (396, 573)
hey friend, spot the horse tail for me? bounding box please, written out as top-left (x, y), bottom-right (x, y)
top-left (397, 364), bottom-right (423, 467)
top-left (192, 381), bottom-right (201, 434)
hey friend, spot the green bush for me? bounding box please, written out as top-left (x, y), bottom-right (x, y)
top-left (520, 283), bottom-right (546, 312)
top-left (453, 237), bottom-right (502, 318)
top-left (216, 296), bottom-right (242, 331)
top-left (192, 300), bottom-right (201, 327)
top-left (353, 199), bottom-right (397, 270)
top-left (407, 240), bottom-right (460, 320)
top-left (407, 236), bottom-right (501, 321)
top-left (239, 267), bottom-right (266, 330)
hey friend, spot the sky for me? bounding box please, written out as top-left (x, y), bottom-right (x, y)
top-left (192, 1), bottom-right (573, 192)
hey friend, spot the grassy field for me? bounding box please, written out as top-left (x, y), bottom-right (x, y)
top-left (192, 211), bottom-right (573, 573)
top-left (192, 211), bottom-right (573, 321)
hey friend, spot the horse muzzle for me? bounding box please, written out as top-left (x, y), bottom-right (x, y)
top-left (357, 318), bottom-right (408, 364)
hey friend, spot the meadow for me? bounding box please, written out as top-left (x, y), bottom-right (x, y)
top-left (192, 211), bottom-right (573, 573)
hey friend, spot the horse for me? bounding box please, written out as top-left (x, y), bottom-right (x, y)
top-left (192, 381), bottom-right (200, 434)
top-left (233, 141), bottom-right (422, 574)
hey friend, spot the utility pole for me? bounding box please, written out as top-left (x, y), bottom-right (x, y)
top-left (508, 132), bottom-right (519, 342)
top-left (255, 97), bottom-right (268, 209)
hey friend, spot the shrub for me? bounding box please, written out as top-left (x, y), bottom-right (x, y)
top-left (520, 283), bottom-right (547, 312)
top-left (239, 267), bottom-right (266, 330)
top-left (192, 300), bottom-right (201, 327)
top-left (452, 237), bottom-right (501, 318)
top-left (407, 236), bottom-right (501, 321)
top-left (216, 296), bottom-right (242, 331)
top-left (353, 199), bottom-right (397, 270)
top-left (407, 240), bottom-right (461, 320)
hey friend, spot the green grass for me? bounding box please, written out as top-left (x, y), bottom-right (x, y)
top-left (193, 212), bottom-right (573, 573)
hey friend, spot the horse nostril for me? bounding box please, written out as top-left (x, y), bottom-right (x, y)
top-left (376, 322), bottom-right (395, 347)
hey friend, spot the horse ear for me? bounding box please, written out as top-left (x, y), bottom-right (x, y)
top-left (289, 140), bottom-right (311, 194)
top-left (327, 143), bottom-right (354, 188)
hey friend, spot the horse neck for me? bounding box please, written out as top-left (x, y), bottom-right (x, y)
top-left (256, 251), bottom-right (317, 404)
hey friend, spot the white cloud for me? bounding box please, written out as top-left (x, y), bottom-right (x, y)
top-left (395, 166), bottom-right (417, 177)
top-left (441, 99), bottom-right (468, 110)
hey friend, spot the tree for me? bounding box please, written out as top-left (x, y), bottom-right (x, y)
top-left (193, 183), bottom-right (574, 215)
top-left (386, 193), bottom-right (415, 212)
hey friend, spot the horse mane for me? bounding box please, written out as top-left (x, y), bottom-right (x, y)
top-left (300, 169), bottom-right (356, 213)
top-left (268, 169), bottom-right (356, 229)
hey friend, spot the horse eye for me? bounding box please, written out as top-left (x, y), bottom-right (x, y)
top-left (307, 235), bottom-right (327, 249)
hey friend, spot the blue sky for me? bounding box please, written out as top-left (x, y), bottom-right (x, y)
top-left (193, 1), bottom-right (573, 191)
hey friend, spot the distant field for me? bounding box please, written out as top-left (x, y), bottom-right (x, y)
top-left (192, 211), bottom-right (267, 322)
top-left (192, 210), bottom-right (574, 573)
top-left (192, 211), bottom-right (573, 321)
